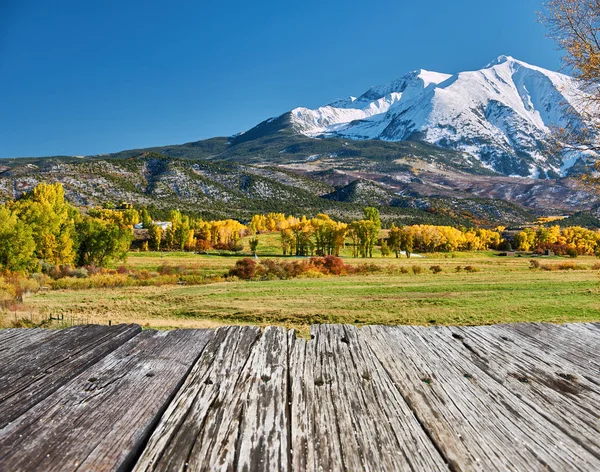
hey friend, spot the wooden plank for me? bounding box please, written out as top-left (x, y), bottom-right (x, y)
top-left (289, 324), bottom-right (448, 472)
top-left (496, 323), bottom-right (600, 383)
top-left (0, 329), bottom-right (213, 472)
top-left (134, 325), bottom-right (291, 471)
top-left (361, 325), bottom-right (600, 471)
top-left (0, 323), bottom-right (141, 428)
top-left (447, 325), bottom-right (600, 459)
top-left (0, 329), bottom-right (56, 358)
top-left (559, 323), bottom-right (600, 346)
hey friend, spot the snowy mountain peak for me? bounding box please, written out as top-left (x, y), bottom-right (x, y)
top-left (486, 54), bottom-right (517, 67)
top-left (240, 56), bottom-right (594, 178)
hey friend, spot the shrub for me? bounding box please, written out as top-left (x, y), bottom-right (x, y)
top-left (72, 268), bottom-right (89, 279)
top-left (51, 274), bottom-right (131, 290)
top-left (83, 265), bottom-right (104, 276)
top-left (529, 259), bottom-right (540, 269)
top-left (157, 264), bottom-right (186, 275)
top-left (283, 261), bottom-right (308, 278)
top-left (566, 247), bottom-right (578, 258)
top-left (400, 267), bottom-right (409, 274)
top-left (30, 273), bottom-right (50, 286)
top-left (310, 256), bottom-right (347, 276)
top-left (455, 265), bottom-right (463, 272)
top-left (215, 240), bottom-right (244, 252)
top-left (464, 265), bottom-right (479, 273)
top-left (412, 265), bottom-right (423, 275)
top-left (498, 240), bottom-right (512, 251)
top-left (297, 268), bottom-right (326, 278)
top-left (558, 262), bottom-right (575, 270)
top-left (228, 258), bottom-right (256, 280)
top-left (134, 269), bottom-right (152, 281)
top-left (430, 265), bottom-right (443, 274)
top-left (557, 261), bottom-right (586, 271)
top-left (535, 242), bottom-right (571, 256)
top-left (592, 262), bottom-right (600, 270)
top-left (256, 259), bottom-right (288, 280)
top-left (40, 261), bottom-right (55, 275)
top-left (354, 263), bottom-right (381, 274)
top-left (179, 275), bottom-right (207, 285)
top-left (195, 239), bottom-right (211, 252)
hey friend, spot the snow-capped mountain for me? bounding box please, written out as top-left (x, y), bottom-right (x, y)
top-left (241, 56), bottom-right (594, 178)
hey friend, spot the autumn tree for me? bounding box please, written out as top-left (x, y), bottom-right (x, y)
top-left (364, 207), bottom-right (382, 257)
top-left (388, 223), bottom-right (403, 258)
top-left (13, 182), bottom-right (78, 265)
top-left (542, 0), bottom-right (600, 99)
top-left (0, 206), bottom-right (37, 272)
top-left (291, 217), bottom-right (314, 256)
top-left (541, 0), bottom-right (600, 172)
top-left (311, 214), bottom-right (348, 256)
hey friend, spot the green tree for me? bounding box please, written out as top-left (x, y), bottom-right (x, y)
top-left (388, 224), bottom-right (402, 258)
top-left (147, 223), bottom-right (163, 251)
top-left (249, 237), bottom-right (259, 255)
top-left (400, 230), bottom-right (414, 259)
top-left (76, 217), bottom-right (133, 267)
top-left (350, 220), bottom-right (378, 258)
top-left (140, 209), bottom-right (152, 228)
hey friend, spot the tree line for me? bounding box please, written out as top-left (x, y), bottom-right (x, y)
top-left (250, 209), bottom-right (505, 257)
top-left (3, 183), bottom-right (600, 277)
top-left (0, 183), bottom-right (135, 273)
top-left (514, 225), bottom-right (600, 256)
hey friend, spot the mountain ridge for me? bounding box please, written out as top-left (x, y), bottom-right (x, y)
top-left (240, 56), bottom-right (594, 178)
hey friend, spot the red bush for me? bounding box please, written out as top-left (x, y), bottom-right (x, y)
top-left (229, 258), bottom-right (257, 279)
top-left (309, 255), bottom-right (348, 275)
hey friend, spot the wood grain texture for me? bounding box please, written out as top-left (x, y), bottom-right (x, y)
top-left (0, 329), bottom-right (213, 472)
top-left (290, 324), bottom-right (448, 472)
top-left (446, 325), bottom-right (600, 460)
top-left (496, 323), bottom-right (600, 383)
top-left (0, 324), bottom-right (141, 428)
top-left (0, 328), bottom-right (56, 358)
top-left (0, 323), bottom-right (598, 471)
top-left (134, 325), bottom-right (290, 472)
top-left (361, 325), bottom-right (600, 471)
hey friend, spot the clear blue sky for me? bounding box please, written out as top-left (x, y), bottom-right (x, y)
top-left (0, 0), bottom-right (561, 158)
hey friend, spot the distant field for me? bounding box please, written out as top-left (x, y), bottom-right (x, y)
top-left (9, 243), bottom-right (600, 337)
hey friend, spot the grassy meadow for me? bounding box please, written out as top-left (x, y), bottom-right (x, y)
top-left (3, 232), bottom-right (599, 337)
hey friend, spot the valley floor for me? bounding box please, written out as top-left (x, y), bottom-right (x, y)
top-left (4, 250), bottom-right (600, 337)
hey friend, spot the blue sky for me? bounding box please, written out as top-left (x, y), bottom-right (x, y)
top-left (0, 0), bottom-right (561, 158)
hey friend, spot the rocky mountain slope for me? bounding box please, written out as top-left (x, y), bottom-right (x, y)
top-left (0, 153), bottom-right (540, 226)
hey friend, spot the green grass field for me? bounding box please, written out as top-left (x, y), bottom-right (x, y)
top-left (10, 237), bottom-right (600, 336)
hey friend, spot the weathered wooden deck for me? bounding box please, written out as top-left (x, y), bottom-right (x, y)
top-left (0, 323), bottom-right (599, 471)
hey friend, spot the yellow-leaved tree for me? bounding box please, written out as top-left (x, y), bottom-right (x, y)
top-left (12, 182), bottom-right (78, 265)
